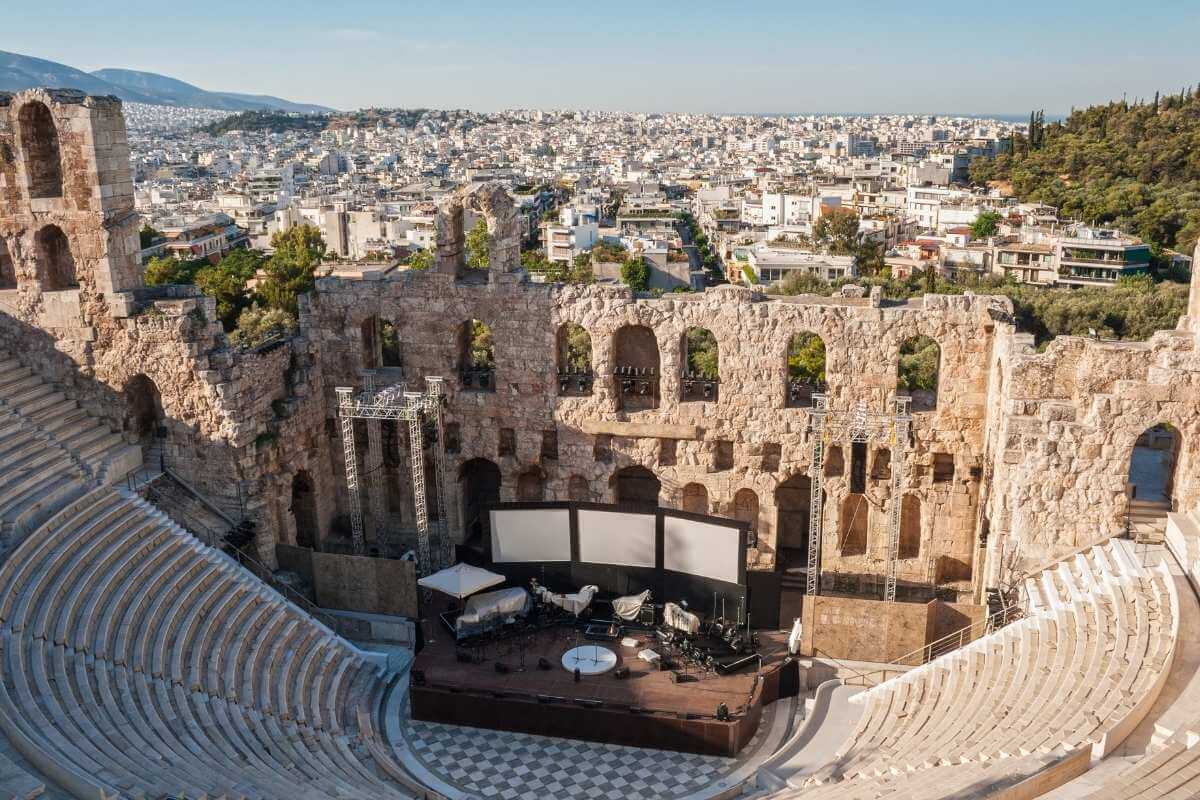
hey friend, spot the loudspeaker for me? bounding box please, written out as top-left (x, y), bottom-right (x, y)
top-left (671, 671), bottom-right (698, 684)
top-left (612, 666), bottom-right (630, 680)
top-left (716, 702), bottom-right (730, 721)
top-left (494, 662), bottom-right (510, 674)
top-left (537, 657), bottom-right (553, 671)
top-left (637, 605), bottom-right (656, 625)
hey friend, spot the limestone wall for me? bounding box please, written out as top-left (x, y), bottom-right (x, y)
top-left (305, 271), bottom-right (1003, 587)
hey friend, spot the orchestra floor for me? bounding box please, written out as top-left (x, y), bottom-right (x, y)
top-left (409, 614), bottom-right (791, 755)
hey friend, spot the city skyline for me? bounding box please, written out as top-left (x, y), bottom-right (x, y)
top-left (6, 0), bottom-right (1198, 115)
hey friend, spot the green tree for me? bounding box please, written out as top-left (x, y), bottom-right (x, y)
top-left (970, 210), bottom-right (1003, 239)
top-left (898, 336), bottom-right (940, 392)
top-left (229, 303), bottom-right (297, 348)
top-left (813, 207), bottom-right (860, 254)
top-left (620, 255), bottom-right (650, 292)
top-left (195, 263), bottom-right (249, 331)
top-left (139, 225), bottom-right (161, 249)
top-left (685, 328), bottom-right (719, 379)
top-left (855, 242), bottom-right (885, 276)
top-left (568, 252), bottom-right (595, 284)
top-left (408, 248), bottom-right (434, 270)
top-left (143, 255), bottom-right (203, 286)
top-left (465, 218), bottom-right (491, 270)
top-left (787, 332), bottom-right (826, 385)
top-left (563, 323), bottom-right (592, 370)
top-left (257, 225), bottom-right (326, 316)
top-left (469, 320), bottom-right (495, 369)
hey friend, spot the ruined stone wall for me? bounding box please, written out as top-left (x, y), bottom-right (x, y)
top-left (305, 271), bottom-right (1001, 586)
top-left (983, 323), bottom-right (1200, 582)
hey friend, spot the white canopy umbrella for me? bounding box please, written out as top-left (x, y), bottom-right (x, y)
top-left (417, 562), bottom-right (505, 600)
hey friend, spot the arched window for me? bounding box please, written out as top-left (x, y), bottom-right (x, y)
top-left (839, 493), bottom-right (869, 556)
top-left (567, 474), bottom-right (590, 502)
top-left (681, 327), bottom-right (719, 401)
top-left (459, 458), bottom-right (501, 546)
top-left (613, 325), bottom-right (659, 410)
top-left (1128, 423), bottom-right (1182, 508)
top-left (898, 494), bottom-right (921, 559)
top-left (459, 319), bottom-right (495, 391)
top-left (786, 332), bottom-right (825, 407)
top-left (613, 465), bottom-right (660, 509)
top-left (556, 322), bottom-right (593, 395)
top-left (381, 320), bottom-right (402, 367)
top-left (0, 239), bottom-right (15, 290)
top-left (517, 467), bottom-right (546, 501)
top-left (123, 374), bottom-right (163, 453)
top-left (898, 335), bottom-right (940, 411)
top-left (775, 473), bottom-right (812, 571)
top-left (681, 482), bottom-right (708, 514)
top-left (18, 101), bottom-right (63, 200)
top-left (733, 488), bottom-right (759, 546)
top-left (35, 225), bottom-right (77, 290)
top-left (291, 471), bottom-right (318, 549)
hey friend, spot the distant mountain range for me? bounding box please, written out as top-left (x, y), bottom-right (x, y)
top-left (0, 51), bottom-right (333, 113)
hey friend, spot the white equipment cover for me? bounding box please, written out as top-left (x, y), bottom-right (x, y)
top-left (664, 602), bottom-right (700, 635)
top-left (787, 617), bottom-right (803, 655)
top-left (417, 562), bottom-right (505, 600)
top-left (535, 584), bottom-right (598, 616)
top-left (456, 587), bottom-right (530, 630)
top-left (611, 590), bottom-right (652, 621)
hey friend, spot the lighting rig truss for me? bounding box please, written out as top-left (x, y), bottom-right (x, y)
top-left (805, 394), bottom-right (913, 601)
top-left (335, 376), bottom-right (453, 575)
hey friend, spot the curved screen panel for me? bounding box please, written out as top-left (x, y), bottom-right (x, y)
top-left (490, 508), bottom-right (571, 562)
top-left (577, 509), bottom-right (656, 568)
top-left (663, 516), bottom-right (741, 584)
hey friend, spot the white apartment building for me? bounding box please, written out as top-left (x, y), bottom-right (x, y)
top-left (544, 207), bottom-right (599, 264)
top-left (743, 244), bottom-right (856, 284)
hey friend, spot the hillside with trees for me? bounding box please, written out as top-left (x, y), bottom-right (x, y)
top-left (200, 110), bottom-right (329, 135)
top-left (970, 89), bottom-right (1200, 255)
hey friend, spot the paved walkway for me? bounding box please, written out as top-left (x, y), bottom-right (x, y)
top-left (402, 698), bottom-right (778, 800)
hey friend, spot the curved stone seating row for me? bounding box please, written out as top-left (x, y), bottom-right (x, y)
top-left (0, 744), bottom-right (46, 800)
top-left (0, 487), bottom-right (416, 799)
top-left (783, 539), bottom-right (1178, 799)
top-left (1082, 727), bottom-right (1200, 799)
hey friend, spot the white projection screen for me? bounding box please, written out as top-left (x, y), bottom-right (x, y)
top-left (577, 510), bottom-right (656, 568)
top-left (489, 508), bottom-right (571, 563)
top-left (663, 516), bottom-right (741, 583)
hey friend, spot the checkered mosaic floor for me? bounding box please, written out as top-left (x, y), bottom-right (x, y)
top-left (403, 703), bottom-right (775, 800)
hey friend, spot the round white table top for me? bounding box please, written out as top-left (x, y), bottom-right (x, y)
top-left (561, 645), bottom-right (618, 675)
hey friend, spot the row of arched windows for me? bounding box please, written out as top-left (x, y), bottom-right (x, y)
top-left (359, 316), bottom-right (942, 411)
top-left (0, 225), bottom-right (78, 292)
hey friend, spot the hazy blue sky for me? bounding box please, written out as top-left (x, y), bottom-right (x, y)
top-left (6, 0), bottom-right (1199, 114)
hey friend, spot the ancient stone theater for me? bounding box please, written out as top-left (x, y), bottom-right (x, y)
top-left (2, 89), bottom-right (1200, 800)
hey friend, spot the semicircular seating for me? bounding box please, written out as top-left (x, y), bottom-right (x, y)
top-left (772, 538), bottom-right (1179, 799)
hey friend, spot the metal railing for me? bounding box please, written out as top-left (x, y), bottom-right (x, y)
top-left (831, 602), bottom-right (1024, 688)
top-left (140, 481), bottom-right (338, 631)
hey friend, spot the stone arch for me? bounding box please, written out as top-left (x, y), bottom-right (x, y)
top-left (459, 458), bottom-right (501, 547)
top-left (1127, 423), bottom-right (1182, 507)
top-left (0, 238), bottom-right (15, 290)
top-left (291, 470), bottom-right (318, 549)
top-left (517, 466), bottom-right (546, 502)
top-left (786, 331), bottom-right (826, 407)
top-left (899, 494), bottom-right (921, 559)
top-left (839, 492), bottom-right (869, 557)
top-left (681, 482), bottom-right (709, 514)
top-left (681, 327), bottom-right (719, 401)
top-left (458, 318), bottom-right (495, 391)
top-left (775, 473), bottom-right (812, 571)
top-left (123, 374), bottom-right (163, 453)
top-left (898, 335), bottom-right (940, 412)
top-left (35, 225), bottom-right (77, 291)
top-left (733, 488), bottom-right (759, 544)
top-left (567, 474), bottom-right (590, 502)
top-left (612, 324), bottom-right (660, 410)
top-left (18, 101), bottom-right (63, 200)
top-left (613, 465), bottom-right (660, 509)
top-left (435, 183), bottom-right (519, 279)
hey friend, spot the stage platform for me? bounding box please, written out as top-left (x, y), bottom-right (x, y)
top-left (409, 619), bottom-right (794, 756)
